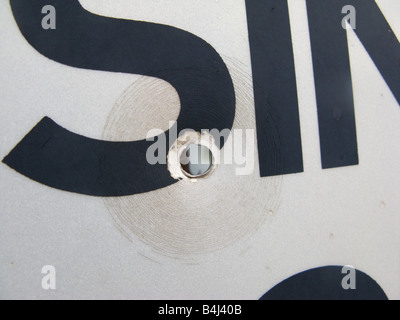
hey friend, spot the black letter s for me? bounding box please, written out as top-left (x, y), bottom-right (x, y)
top-left (3, 0), bottom-right (235, 196)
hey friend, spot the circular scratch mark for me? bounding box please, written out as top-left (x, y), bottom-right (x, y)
top-left (103, 76), bottom-right (180, 142)
top-left (102, 58), bottom-right (283, 259)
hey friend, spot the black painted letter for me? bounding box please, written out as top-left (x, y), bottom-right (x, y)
top-left (3, 0), bottom-right (235, 196)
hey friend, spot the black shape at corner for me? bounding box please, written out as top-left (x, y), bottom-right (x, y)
top-left (260, 266), bottom-right (388, 300)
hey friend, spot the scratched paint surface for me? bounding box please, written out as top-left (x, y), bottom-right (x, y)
top-left (0, 0), bottom-right (399, 299)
